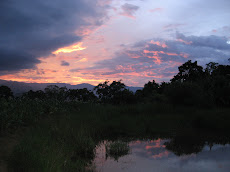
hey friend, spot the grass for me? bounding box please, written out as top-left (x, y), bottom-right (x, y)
top-left (8, 113), bottom-right (97, 172)
top-left (1, 101), bottom-right (230, 171)
top-left (0, 98), bottom-right (79, 135)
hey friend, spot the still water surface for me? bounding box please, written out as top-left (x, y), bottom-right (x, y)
top-left (92, 139), bottom-right (230, 172)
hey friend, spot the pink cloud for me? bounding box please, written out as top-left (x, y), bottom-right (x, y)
top-left (149, 40), bottom-right (168, 48)
top-left (176, 39), bottom-right (192, 45)
top-left (152, 151), bottom-right (169, 159)
top-left (149, 8), bottom-right (163, 13)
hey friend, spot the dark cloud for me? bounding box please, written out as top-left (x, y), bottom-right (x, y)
top-left (0, 48), bottom-right (40, 71)
top-left (176, 32), bottom-right (230, 50)
top-left (120, 3), bottom-right (139, 19)
top-left (61, 61), bottom-right (70, 66)
top-left (0, 0), bottom-right (109, 74)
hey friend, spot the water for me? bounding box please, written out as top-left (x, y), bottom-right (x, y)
top-left (92, 139), bottom-right (230, 172)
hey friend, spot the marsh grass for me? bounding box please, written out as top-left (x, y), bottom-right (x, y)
top-left (2, 102), bottom-right (230, 171)
top-left (8, 113), bottom-right (97, 172)
top-left (105, 141), bottom-right (130, 161)
top-left (0, 98), bottom-right (79, 135)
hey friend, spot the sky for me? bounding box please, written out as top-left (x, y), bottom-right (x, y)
top-left (1, 0), bottom-right (230, 86)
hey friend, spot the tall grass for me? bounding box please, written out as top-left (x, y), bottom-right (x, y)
top-left (0, 98), bottom-right (79, 135)
top-left (2, 102), bottom-right (230, 171)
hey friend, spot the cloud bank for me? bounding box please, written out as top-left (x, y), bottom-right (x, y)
top-left (70, 33), bottom-right (230, 85)
top-left (0, 0), bottom-right (110, 74)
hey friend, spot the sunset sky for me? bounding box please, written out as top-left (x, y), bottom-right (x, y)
top-left (1, 0), bottom-right (230, 86)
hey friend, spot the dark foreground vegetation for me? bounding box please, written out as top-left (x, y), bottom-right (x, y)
top-left (0, 60), bottom-right (230, 171)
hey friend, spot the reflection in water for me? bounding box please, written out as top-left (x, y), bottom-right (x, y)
top-left (105, 141), bottom-right (130, 161)
top-left (165, 135), bottom-right (205, 156)
top-left (92, 139), bottom-right (230, 172)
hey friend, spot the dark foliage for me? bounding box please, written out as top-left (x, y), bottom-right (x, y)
top-left (0, 85), bottom-right (13, 99)
top-left (171, 60), bottom-right (204, 83)
top-left (22, 90), bottom-right (46, 100)
top-left (68, 88), bottom-right (97, 102)
top-left (134, 60), bottom-right (230, 107)
top-left (94, 80), bottom-right (136, 104)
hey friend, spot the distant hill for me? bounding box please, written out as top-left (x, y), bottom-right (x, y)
top-left (0, 80), bottom-right (95, 96)
top-left (0, 80), bottom-right (142, 96)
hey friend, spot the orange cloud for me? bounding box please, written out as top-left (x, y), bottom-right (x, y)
top-left (125, 51), bottom-right (141, 59)
top-left (0, 70), bottom-right (105, 86)
top-left (143, 50), bottom-right (162, 64)
top-left (53, 42), bottom-right (86, 55)
top-left (0, 74), bottom-right (55, 83)
top-left (152, 151), bottom-right (169, 159)
top-left (78, 58), bottom-right (88, 62)
top-left (176, 39), bottom-right (192, 45)
top-left (180, 53), bottom-right (189, 58)
top-left (145, 139), bottom-right (166, 149)
top-left (148, 56), bottom-right (162, 64)
top-left (143, 49), bottom-right (189, 59)
top-left (116, 64), bottom-right (135, 72)
top-left (166, 53), bottom-right (178, 56)
top-left (120, 13), bottom-right (136, 19)
top-left (71, 76), bottom-right (104, 83)
top-left (149, 40), bottom-right (167, 48)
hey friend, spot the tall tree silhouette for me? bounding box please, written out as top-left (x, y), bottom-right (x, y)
top-left (171, 60), bottom-right (204, 82)
top-left (94, 80), bottom-right (134, 104)
top-left (0, 85), bottom-right (13, 99)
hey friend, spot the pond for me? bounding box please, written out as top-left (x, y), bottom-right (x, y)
top-left (91, 139), bottom-right (230, 172)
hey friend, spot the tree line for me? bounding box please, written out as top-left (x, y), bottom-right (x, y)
top-left (0, 60), bottom-right (230, 107)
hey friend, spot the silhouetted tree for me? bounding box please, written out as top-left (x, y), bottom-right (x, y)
top-left (171, 60), bottom-right (204, 82)
top-left (23, 90), bottom-right (46, 100)
top-left (165, 134), bottom-right (205, 156)
top-left (205, 62), bottom-right (219, 76)
top-left (94, 80), bottom-right (134, 104)
top-left (143, 80), bottom-right (159, 94)
top-left (135, 80), bottom-right (168, 103)
top-left (207, 64), bottom-right (230, 106)
top-left (44, 85), bottom-right (68, 100)
top-left (212, 65), bottom-right (230, 77)
top-left (212, 76), bottom-right (230, 106)
top-left (68, 88), bottom-right (97, 102)
top-left (94, 80), bottom-right (110, 102)
top-left (112, 88), bottom-right (136, 104)
top-left (158, 82), bottom-right (170, 94)
top-left (109, 80), bottom-right (126, 95)
top-left (0, 85), bottom-right (13, 99)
